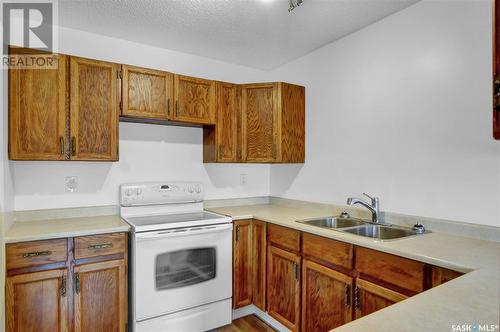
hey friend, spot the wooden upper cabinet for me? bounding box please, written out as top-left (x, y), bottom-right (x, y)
top-left (70, 57), bottom-right (119, 161)
top-left (8, 52), bottom-right (68, 160)
top-left (302, 260), bottom-right (353, 332)
top-left (241, 83), bottom-right (279, 162)
top-left (233, 220), bottom-right (253, 309)
top-left (6, 269), bottom-right (68, 332)
top-left (494, 0), bottom-right (499, 139)
top-left (174, 75), bottom-right (216, 124)
top-left (73, 260), bottom-right (127, 332)
top-left (354, 278), bottom-right (407, 319)
top-left (241, 82), bottom-right (305, 163)
top-left (216, 82), bottom-right (240, 162)
top-left (121, 65), bottom-right (173, 120)
top-left (267, 245), bottom-right (301, 332)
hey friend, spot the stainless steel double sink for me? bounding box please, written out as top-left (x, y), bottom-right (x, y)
top-left (296, 215), bottom-right (427, 241)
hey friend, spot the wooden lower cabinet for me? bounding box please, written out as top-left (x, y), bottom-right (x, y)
top-left (354, 278), bottom-right (407, 319)
top-left (73, 260), bottom-right (127, 332)
top-left (301, 260), bottom-right (352, 332)
top-left (6, 269), bottom-right (69, 332)
top-left (267, 245), bottom-right (301, 332)
top-left (251, 220), bottom-right (267, 310)
top-left (430, 266), bottom-right (463, 287)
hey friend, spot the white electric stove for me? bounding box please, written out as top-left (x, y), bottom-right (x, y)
top-left (120, 181), bottom-right (232, 332)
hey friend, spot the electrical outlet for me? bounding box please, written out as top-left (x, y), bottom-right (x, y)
top-left (240, 174), bottom-right (247, 186)
top-left (65, 176), bottom-right (78, 193)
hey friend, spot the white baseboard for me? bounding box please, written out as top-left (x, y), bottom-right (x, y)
top-left (232, 305), bottom-right (291, 332)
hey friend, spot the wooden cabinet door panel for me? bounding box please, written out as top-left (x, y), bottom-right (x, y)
top-left (281, 83), bottom-right (305, 163)
top-left (6, 269), bottom-right (68, 332)
top-left (252, 220), bottom-right (267, 310)
top-left (354, 278), bottom-right (407, 319)
top-left (9, 53), bottom-right (67, 160)
top-left (216, 82), bottom-right (239, 161)
top-left (122, 65), bottom-right (172, 120)
top-left (267, 245), bottom-right (301, 332)
top-left (268, 223), bottom-right (300, 253)
top-left (74, 260), bottom-right (127, 332)
top-left (233, 220), bottom-right (253, 308)
top-left (242, 83), bottom-right (279, 162)
top-left (70, 57), bottom-right (119, 161)
top-left (302, 260), bottom-right (352, 332)
top-left (494, 0), bottom-right (499, 139)
top-left (430, 266), bottom-right (463, 287)
top-left (174, 75), bottom-right (216, 124)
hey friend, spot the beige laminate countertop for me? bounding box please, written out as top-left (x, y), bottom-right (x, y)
top-left (207, 203), bottom-right (500, 332)
top-left (4, 214), bottom-right (130, 243)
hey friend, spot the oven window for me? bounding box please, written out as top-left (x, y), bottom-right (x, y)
top-left (155, 247), bottom-right (216, 290)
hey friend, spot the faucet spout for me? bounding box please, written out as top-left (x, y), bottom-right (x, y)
top-left (346, 193), bottom-right (380, 223)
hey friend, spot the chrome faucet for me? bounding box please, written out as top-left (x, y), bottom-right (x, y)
top-left (347, 193), bottom-right (380, 223)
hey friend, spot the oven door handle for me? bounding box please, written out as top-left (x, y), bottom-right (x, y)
top-left (135, 223), bottom-right (233, 240)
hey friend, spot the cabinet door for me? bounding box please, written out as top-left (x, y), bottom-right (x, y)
top-left (494, 0), bottom-right (499, 139)
top-left (121, 65), bottom-right (173, 120)
top-left (174, 75), bottom-right (216, 124)
top-left (354, 278), bottom-right (407, 319)
top-left (267, 245), bottom-right (301, 332)
top-left (6, 269), bottom-right (68, 332)
top-left (216, 82), bottom-right (239, 162)
top-left (241, 83), bottom-right (280, 162)
top-left (430, 266), bottom-right (463, 287)
top-left (70, 57), bottom-right (119, 161)
top-left (9, 53), bottom-right (67, 160)
top-left (73, 260), bottom-right (127, 332)
top-left (302, 260), bottom-right (352, 332)
top-left (252, 220), bottom-right (267, 310)
top-left (233, 220), bottom-right (253, 308)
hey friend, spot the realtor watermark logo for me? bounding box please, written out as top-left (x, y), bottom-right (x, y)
top-left (1, 0), bottom-right (58, 69)
top-left (451, 323), bottom-right (499, 332)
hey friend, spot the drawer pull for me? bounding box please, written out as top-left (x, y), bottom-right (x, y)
top-left (88, 243), bottom-right (113, 250)
top-left (22, 251), bottom-right (52, 258)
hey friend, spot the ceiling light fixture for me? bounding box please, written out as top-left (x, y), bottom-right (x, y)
top-left (288, 0), bottom-right (304, 12)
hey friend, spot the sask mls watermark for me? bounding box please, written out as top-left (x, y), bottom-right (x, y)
top-left (1, 0), bottom-right (58, 69)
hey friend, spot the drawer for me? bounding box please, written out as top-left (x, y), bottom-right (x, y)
top-left (268, 224), bottom-right (300, 253)
top-left (302, 232), bottom-right (353, 270)
top-left (355, 247), bottom-right (425, 294)
top-left (6, 239), bottom-right (68, 270)
top-left (74, 233), bottom-right (126, 259)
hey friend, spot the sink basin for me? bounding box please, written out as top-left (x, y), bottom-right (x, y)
top-left (341, 224), bottom-right (421, 240)
top-left (297, 216), bottom-right (367, 229)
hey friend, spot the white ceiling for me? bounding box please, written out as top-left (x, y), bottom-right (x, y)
top-left (59, 0), bottom-right (420, 70)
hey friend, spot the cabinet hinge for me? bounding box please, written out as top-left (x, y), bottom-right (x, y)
top-left (61, 275), bottom-right (67, 297)
top-left (75, 272), bottom-right (80, 294)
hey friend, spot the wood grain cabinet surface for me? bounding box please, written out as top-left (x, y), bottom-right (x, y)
top-left (5, 232), bottom-right (128, 332)
top-left (121, 65), bottom-right (173, 120)
top-left (302, 259), bottom-right (353, 332)
top-left (8, 53), bottom-right (68, 161)
top-left (174, 75), bottom-right (216, 124)
top-left (70, 57), bottom-right (119, 161)
top-left (354, 278), bottom-right (407, 319)
top-left (267, 245), bottom-right (301, 332)
top-left (494, 0), bottom-right (499, 139)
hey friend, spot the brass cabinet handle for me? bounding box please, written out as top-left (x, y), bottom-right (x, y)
top-left (71, 136), bottom-right (76, 156)
top-left (59, 136), bottom-right (64, 155)
top-left (293, 262), bottom-right (299, 280)
top-left (175, 100), bottom-right (179, 116)
top-left (22, 250), bottom-right (51, 258)
top-left (75, 272), bottom-right (80, 294)
top-left (167, 98), bottom-right (171, 116)
top-left (354, 286), bottom-right (361, 310)
top-left (61, 275), bottom-right (67, 297)
top-left (88, 243), bottom-right (113, 250)
top-left (345, 284), bottom-right (351, 307)
top-left (235, 225), bottom-right (240, 242)
top-left (218, 144), bottom-right (222, 159)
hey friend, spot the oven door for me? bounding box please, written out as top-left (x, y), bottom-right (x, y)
top-left (134, 223), bottom-right (232, 321)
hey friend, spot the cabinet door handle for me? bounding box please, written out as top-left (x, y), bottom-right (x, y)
top-left (235, 225), bottom-right (240, 242)
top-left (71, 136), bottom-right (76, 156)
top-left (345, 284), bottom-right (351, 307)
top-left (218, 144), bottom-right (222, 159)
top-left (293, 262), bottom-right (299, 280)
top-left (59, 136), bottom-right (65, 155)
top-left (167, 98), bottom-right (171, 116)
top-left (175, 100), bottom-right (179, 116)
top-left (273, 144), bottom-right (277, 159)
top-left (88, 243), bottom-right (113, 250)
top-left (354, 286), bottom-right (360, 310)
top-left (75, 272), bottom-right (80, 294)
top-left (22, 251), bottom-right (51, 258)
top-left (61, 275), bottom-right (67, 297)
top-left (495, 76), bottom-right (500, 112)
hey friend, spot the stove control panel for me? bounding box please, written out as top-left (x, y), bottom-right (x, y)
top-left (120, 181), bottom-right (203, 206)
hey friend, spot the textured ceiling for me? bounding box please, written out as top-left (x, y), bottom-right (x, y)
top-left (59, 0), bottom-right (420, 70)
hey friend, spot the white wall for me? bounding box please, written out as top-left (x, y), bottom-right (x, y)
top-left (268, 0), bottom-right (500, 227)
top-left (10, 27), bottom-right (271, 211)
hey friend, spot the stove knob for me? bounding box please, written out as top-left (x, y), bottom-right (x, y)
top-left (188, 186), bottom-right (194, 193)
top-left (195, 185), bottom-right (201, 193)
top-left (125, 189), bottom-right (133, 196)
